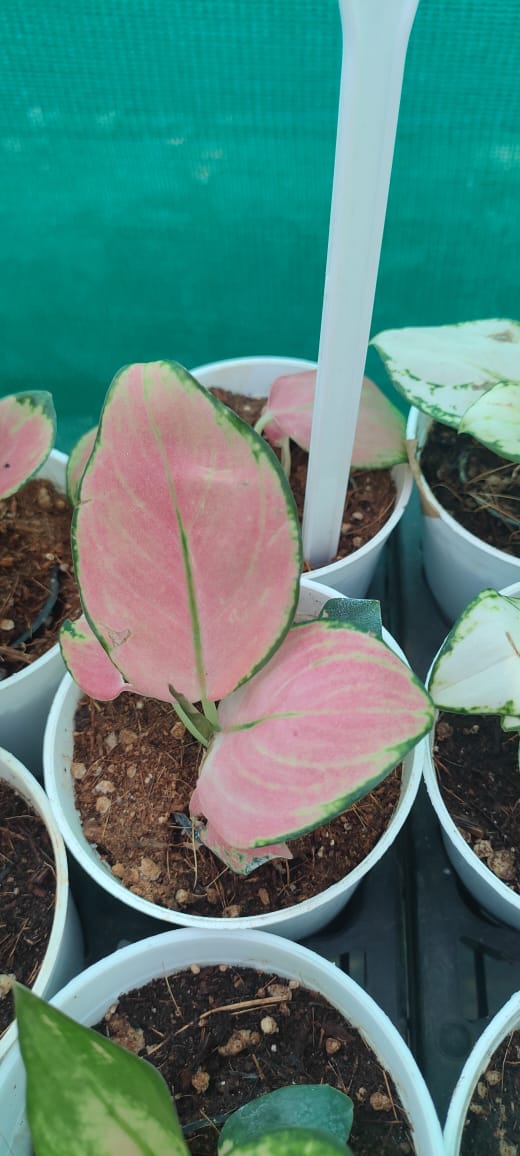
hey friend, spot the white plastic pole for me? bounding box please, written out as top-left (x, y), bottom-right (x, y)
top-left (302, 0), bottom-right (419, 567)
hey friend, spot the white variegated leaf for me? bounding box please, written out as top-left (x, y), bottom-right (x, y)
top-left (429, 590), bottom-right (520, 717)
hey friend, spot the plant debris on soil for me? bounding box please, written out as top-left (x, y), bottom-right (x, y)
top-left (0, 478), bottom-right (81, 679)
top-left (420, 423), bottom-right (520, 556)
top-left (434, 713), bottom-right (520, 891)
top-left (0, 780), bottom-right (56, 1039)
top-left (460, 1029), bottom-right (520, 1154)
top-left (210, 389), bottom-right (397, 566)
top-left (93, 964), bottom-right (415, 1155)
top-left (72, 694), bottom-right (402, 917)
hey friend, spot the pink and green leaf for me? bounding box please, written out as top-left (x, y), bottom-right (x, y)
top-left (428, 589), bottom-right (520, 718)
top-left (66, 425), bottom-right (98, 504)
top-left (199, 821), bottom-right (293, 873)
top-left (259, 371), bottom-right (406, 468)
top-left (190, 620), bottom-right (434, 848)
top-left (0, 391), bottom-right (56, 500)
top-left (371, 319), bottom-right (520, 451)
top-left (60, 615), bottom-right (134, 700)
top-left (13, 981), bottom-right (188, 1156)
top-left (72, 361), bottom-right (302, 705)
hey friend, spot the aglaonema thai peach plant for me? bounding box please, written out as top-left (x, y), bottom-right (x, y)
top-left (10, 979), bottom-right (355, 1156)
top-left (428, 587), bottom-right (520, 770)
top-left (0, 391), bottom-right (56, 500)
top-left (60, 360), bottom-right (433, 873)
top-left (254, 370), bottom-right (407, 475)
top-left (371, 319), bottom-right (520, 463)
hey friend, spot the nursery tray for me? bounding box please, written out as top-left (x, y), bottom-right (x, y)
top-left (67, 491), bottom-right (520, 1125)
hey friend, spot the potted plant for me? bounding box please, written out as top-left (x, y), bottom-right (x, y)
top-left (0, 745), bottom-right (83, 1064)
top-left (371, 319), bottom-right (520, 620)
top-left (443, 989), bottom-right (520, 1156)
top-left (0, 928), bottom-right (444, 1155)
top-left (0, 390), bottom-right (79, 775)
top-left (423, 582), bottom-right (520, 927)
top-left (189, 355), bottom-right (413, 596)
top-left (42, 359), bottom-right (433, 938)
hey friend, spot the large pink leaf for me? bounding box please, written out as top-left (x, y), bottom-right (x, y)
top-left (0, 391), bottom-right (56, 499)
top-left (66, 426), bottom-right (97, 504)
top-left (60, 615), bottom-right (135, 700)
top-left (190, 620), bottom-right (434, 847)
top-left (261, 373), bottom-right (406, 467)
top-left (73, 362), bottom-right (302, 704)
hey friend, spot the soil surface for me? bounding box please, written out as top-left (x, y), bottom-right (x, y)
top-left (460, 1029), bottom-right (520, 1154)
top-left (0, 780), bottom-right (56, 1039)
top-left (72, 694), bottom-right (402, 917)
top-left (94, 964), bottom-right (415, 1155)
top-left (210, 389), bottom-right (397, 567)
top-left (434, 712), bottom-right (520, 891)
top-left (0, 478), bottom-right (81, 678)
top-left (420, 423), bottom-right (519, 556)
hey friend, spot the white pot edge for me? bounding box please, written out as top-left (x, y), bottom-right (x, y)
top-left (0, 746), bottom-right (83, 1062)
top-left (423, 579), bottom-right (520, 930)
top-left (43, 576), bottom-right (425, 940)
top-left (406, 408), bottom-right (520, 565)
top-left (443, 990), bottom-right (520, 1155)
top-left (0, 927), bottom-right (443, 1156)
top-left (0, 451), bottom-right (69, 776)
top-left (191, 356), bottom-right (413, 596)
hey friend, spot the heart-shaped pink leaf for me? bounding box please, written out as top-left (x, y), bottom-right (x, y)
top-left (260, 373), bottom-right (406, 467)
top-left (66, 426), bottom-right (97, 504)
top-left (190, 621), bottom-right (433, 847)
top-left (60, 615), bottom-right (135, 700)
top-left (73, 362), bottom-right (302, 704)
top-left (0, 391), bottom-right (56, 499)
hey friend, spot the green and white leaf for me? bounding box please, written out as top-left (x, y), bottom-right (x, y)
top-left (220, 1130), bottom-right (353, 1155)
top-left (429, 589), bottom-right (520, 718)
top-left (371, 319), bottom-right (520, 432)
top-left (459, 381), bottom-right (520, 461)
top-left (218, 1085), bottom-right (353, 1155)
top-left (318, 596), bottom-right (383, 638)
top-left (14, 982), bottom-right (188, 1156)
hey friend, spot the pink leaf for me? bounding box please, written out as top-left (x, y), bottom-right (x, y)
top-left (197, 820), bottom-right (292, 875)
top-left (0, 392), bottom-right (56, 500)
top-left (190, 621), bottom-right (433, 847)
top-left (261, 372), bottom-right (406, 467)
top-left (60, 615), bottom-right (135, 700)
top-left (66, 426), bottom-right (97, 504)
top-left (73, 362), bottom-right (302, 704)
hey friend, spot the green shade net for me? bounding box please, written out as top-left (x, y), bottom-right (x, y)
top-left (1, 0), bottom-right (519, 447)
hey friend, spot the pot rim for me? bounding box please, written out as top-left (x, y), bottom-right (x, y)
top-left (406, 407), bottom-right (520, 568)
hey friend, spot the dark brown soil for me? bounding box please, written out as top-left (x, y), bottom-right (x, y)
top-left (420, 423), bottom-right (519, 556)
top-left (434, 713), bottom-right (520, 891)
top-left (210, 389), bottom-right (397, 567)
top-left (460, 1029), bottom-right (520, 1154)
top-left (93, 964), bottom-right (415, 1155)
top-left (72, 693), bottom-right (402, 917)
top-left (0, 478), bottom-right (81, 679)
top-left (0, 779), bottom-right (56, 1039)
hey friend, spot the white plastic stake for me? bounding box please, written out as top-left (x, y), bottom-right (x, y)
top-left (302, 0), bottom-right (419, 567)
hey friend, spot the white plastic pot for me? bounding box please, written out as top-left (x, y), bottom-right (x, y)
top-left (0, 927), bottom-right (443, 1155)
top-left (407, 409), bottom-right (520, 622)
top-left (43, 577), bottom-right (427, 940)
top-left (0, 746), bottom-right (83, 1064)
top-left (191, 356), bottom-right (413, 597)
top-left (444, 990), bottom-right (520, 1155)
top-left (0, 450), bottom-right (69, 778)
top-left (423, 581), bottom-right (520, 929)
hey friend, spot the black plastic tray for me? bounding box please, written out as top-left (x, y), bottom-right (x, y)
top-left (67, 493), bottom-right (520, 1124)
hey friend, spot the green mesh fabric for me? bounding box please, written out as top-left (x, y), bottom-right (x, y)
top-left (1, 1), bottom-right (519, 446)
